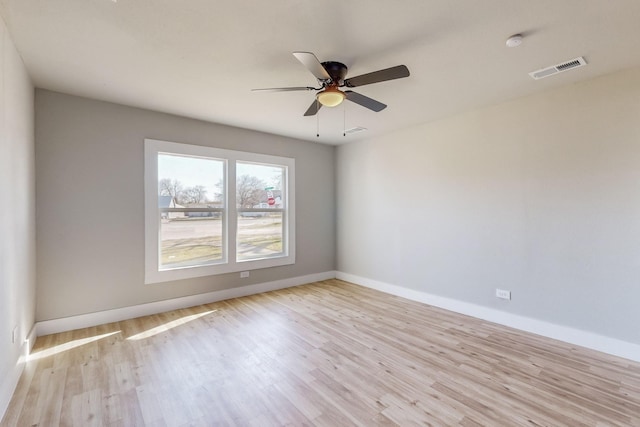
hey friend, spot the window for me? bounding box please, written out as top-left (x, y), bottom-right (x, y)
top-left (145, 139), bottom-right (295, 284)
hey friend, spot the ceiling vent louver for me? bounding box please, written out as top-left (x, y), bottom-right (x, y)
top-left (344, 126), bottom-right (368, 135)
top-left (529, 57), bottom-right (587, 80)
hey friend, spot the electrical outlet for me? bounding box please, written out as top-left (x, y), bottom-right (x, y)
top-left (12, 326), bottom-right (18, 344)
top-left (240, 271), bottom-right (250, 278)
top-left (496, 289), bottom-right (511, 300)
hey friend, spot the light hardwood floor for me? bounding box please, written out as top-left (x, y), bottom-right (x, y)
top-left (2, 279), bottom-right (640, 426)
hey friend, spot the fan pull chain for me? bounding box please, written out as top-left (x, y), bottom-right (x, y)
top-left (316, 99), bottom-right (320, 137)
top-left (343, 103), bottom-right (346, 137)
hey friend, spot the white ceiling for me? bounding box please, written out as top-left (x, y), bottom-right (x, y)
top-left (1, 0), bottom-right (640, 145)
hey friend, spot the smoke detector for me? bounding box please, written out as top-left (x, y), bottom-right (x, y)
top-left (506, 34), bottom-right (523, 48)
top-left (529, 57), bottom-right (587, 80)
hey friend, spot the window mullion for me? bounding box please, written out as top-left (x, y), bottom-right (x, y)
top-left (227, 159), bottom-right (237, 265)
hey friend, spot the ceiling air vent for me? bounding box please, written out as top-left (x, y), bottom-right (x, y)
top-left (344, 126), bottom-right (367, 135)
top-left (529, 57), bottom-right (587, 80)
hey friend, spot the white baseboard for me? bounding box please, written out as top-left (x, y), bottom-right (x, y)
top-left (0, 364), bottom-right (21, 424)
top-left (26, 324), bottom-right (37, 353)
top-left (0, 331), bottom-right (34, 424)
top-left (336, 271), bottom-right (640, 363)
top-left (0, 361), bottom-right (23, 425)
top-left (36, 271), bottom-right (337, 336)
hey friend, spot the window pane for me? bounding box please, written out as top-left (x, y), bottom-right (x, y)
top-left (158, 153), bottom-right (225, 269)
top-left (237, 213), bottom-right (283, 261)
top-left (160, 216), bottom-right (223, 269)
top-left (236, 162), bottom-right (285, 209)
top-left (158, 154), bottom-right (224, 207)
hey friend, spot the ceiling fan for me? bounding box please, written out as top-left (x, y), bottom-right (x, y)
top-left (252, 52), bottom-right (410, 116)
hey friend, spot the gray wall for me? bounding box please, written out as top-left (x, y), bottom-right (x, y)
top-left (35, 90), bottom-right (335, 321)
top-left (337, 67), bottom-right (640, 345)
top-left (0, 17), bottom-right (35, 412)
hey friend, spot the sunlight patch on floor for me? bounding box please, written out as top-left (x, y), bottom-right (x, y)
top-left (126, 310), bottom-right (216, 341)
top-left (29, 331), bottom-right (121, 360)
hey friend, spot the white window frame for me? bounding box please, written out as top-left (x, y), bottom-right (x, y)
top-left (144, 139), bottom-right (295, 284)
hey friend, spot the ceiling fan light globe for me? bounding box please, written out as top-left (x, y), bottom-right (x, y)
top-left (317, 90), bottom-right (345, 107)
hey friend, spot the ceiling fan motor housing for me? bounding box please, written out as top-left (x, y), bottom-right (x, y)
top-left (321, 61), bottom-right (348, 85)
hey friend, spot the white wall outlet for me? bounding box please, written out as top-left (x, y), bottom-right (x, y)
top-left (240, 271), bottom-right (250, 278)
top-left (496, 289), bottom-right (511, 300)
top-left (12, 326), bottom-right (18, 344)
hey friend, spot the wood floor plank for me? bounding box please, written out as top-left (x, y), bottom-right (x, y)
top-left (2, 279), bottom-right (640, 426)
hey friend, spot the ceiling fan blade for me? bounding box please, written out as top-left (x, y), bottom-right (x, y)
top-left (344, 65), bottom-right (410, 87)
top-left (345, 91), bottom-right (387, 112)
top-left (303, 99), bottom-right (322, 116)
top-left (251, 86), bottom-right (316, 92)
top-left (293, 52), bottom-right (331, 81)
